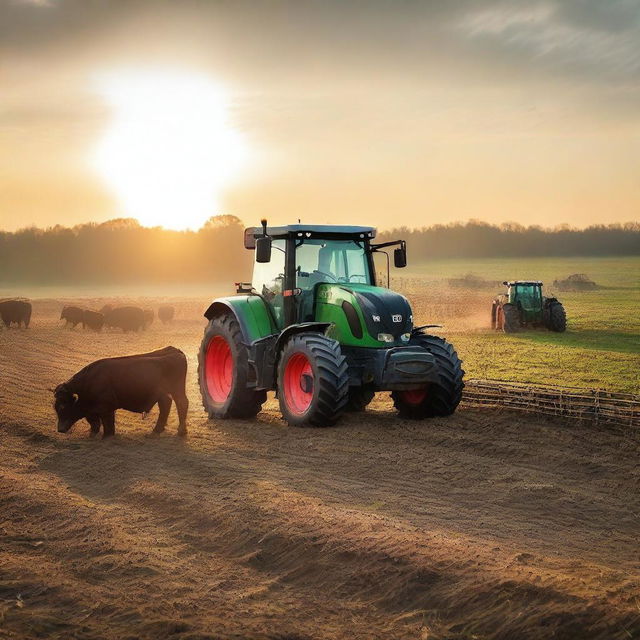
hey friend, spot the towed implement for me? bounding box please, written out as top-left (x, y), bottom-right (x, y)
top-left (198, 221), bottom-right (464, 427)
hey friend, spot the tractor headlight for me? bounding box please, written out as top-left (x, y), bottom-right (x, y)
top-left (401, 332), bottom-right (411, 343)
top-left (377, 333), bottom-right (394, 343)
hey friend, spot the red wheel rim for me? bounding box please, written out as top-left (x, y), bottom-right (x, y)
top-left (283, 353), bottom-right (314, 415)
top-left (400, 389), bottom-right (428, 406)
top-left (205, 335), bottom-right (233, 403)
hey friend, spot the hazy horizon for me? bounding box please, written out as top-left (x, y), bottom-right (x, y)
top-left (1, 0), bottom-right (639, 232)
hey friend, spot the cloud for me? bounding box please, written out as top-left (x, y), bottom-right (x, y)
top-left (456, 1), bottom-right (640, 81)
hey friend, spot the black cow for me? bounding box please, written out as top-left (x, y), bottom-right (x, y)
top-left (104, 306), bottom-right (145, 332)
top-left (99, 304), bottom-right (113, 316)
top-left (53, 346), bottom-right (188, 438)
top-left (82, 310), bottom-right (104, 332)
top-left (158, 305), bottom-right (175, 324)
top-left (61, 305), bottom-right (84, 328)
top-left (0, 299), bottom-right (31, 328)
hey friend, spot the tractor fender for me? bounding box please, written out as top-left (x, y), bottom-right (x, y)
top-left (204, 297), bottom-right (275, 344)
top-left (274, 322), bottom-right (332, 356)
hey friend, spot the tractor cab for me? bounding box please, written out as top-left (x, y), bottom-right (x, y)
top-left (505, 281), bottom-right (544, 323)
top-left (243, 223), bottom-right (410, 347)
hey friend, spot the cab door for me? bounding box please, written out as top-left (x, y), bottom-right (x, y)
top-left (252, 238), bottom-right (286, 329)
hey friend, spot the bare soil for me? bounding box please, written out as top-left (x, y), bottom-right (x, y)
top-left (1, 299), bottom-right (639, 640)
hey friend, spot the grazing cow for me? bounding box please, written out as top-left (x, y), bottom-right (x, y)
top-left (143, 308), bottom-right (154, 328)
top-left (158, 305), bottom-right (175, 324)
top-left (53, 346), bottom-right (188, 437)
top-left (82, 310), bottom-right (104, 332)
top-left (61, 305), bottom-right (84, 328)
top-left (0, 299), bottom-right (31, 328)
top-left (99, 304), bottom-right (113, 316)
top-left (104, 306), bottom-right (145, 332)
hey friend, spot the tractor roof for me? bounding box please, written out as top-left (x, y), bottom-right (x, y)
top-left (245, 224), bottom-right (376, 248)
top-left (504, 280), bottom-right (543, 286)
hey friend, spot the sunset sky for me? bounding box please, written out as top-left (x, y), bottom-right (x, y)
top-left (1, 0), bottom-right (639, 232)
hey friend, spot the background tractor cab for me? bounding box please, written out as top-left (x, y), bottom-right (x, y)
top-left (198, 220), bottom-right (463, 427)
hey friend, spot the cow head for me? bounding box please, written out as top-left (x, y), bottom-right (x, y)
top-left (53, 383), bottom-right (84, 432)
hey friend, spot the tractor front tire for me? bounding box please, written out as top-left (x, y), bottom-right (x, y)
top-left (502, 303), bottom-right (520, 333)
top-left (345, 386), bottom-right (375, 412)
top-left (546, 302), bottom-right (567, 332)
top-left (198, 314), bottom-right (266, 419)
top-left (391, 334), bottom-right (464, 419)
top-left (278, 332), bottom-right (349, 427)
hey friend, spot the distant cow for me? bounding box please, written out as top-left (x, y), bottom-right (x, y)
top-left (104, 306), bottom-right (145, 332)
top-left (82, 310), bottom-right (104, 332)
top-left (99, 304), bottom-right (113, 316)
top-left (143, 308), bottom-right (154, 328)
top-left (158, 305), bottom-right (175, 324)
top-left (61, 305), bottom-right (84, 328)
top-left (0, 299), bottom-right (31, 328)
top-left (53, 346), bottom-right (188, 437)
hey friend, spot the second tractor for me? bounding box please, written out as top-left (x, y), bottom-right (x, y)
top-left (491, 281), bottom-right (567, 333)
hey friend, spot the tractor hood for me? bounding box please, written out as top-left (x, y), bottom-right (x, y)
top-left (315, 283), bottom-right (413, 345)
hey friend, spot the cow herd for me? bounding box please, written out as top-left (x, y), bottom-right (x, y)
top-left (0, 298), bottom-right (175, 332)
top-left (60, 304), bottom-right (175, 332)
top-left (1, 298), bottom-right (186, 438)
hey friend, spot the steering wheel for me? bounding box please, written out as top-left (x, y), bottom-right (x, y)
top-left (313, 270), bottom-right (338, 282)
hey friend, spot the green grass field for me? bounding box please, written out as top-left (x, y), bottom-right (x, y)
top-left (402, 256), bottom-right (640, 394)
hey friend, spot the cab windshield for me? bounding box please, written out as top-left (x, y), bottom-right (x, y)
top-left (295, 239), bottom-right (372, 290)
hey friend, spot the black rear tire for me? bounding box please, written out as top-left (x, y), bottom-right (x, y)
top-left (391, 334), bottom-right (464, 419)
top-left (345, 386), bottom-right (375, 412)
top-left (278, 332), bottom-right (349, 427)
top-left (198, 314), bottom-right (266, 419)
top-left (502, 303), bottom-right (520, 333)
top-left (547, 302), bottom-right (567, 332)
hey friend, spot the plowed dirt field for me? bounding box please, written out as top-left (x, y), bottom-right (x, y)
top-left (1, 300), bottom-right (638, 640)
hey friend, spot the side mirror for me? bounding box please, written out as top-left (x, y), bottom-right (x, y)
top-left (393, 246), bottom-right (407, 268)
top-left (255, 236), bottom-right (272, 263)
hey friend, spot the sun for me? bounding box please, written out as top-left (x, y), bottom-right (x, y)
top-left (92, 68), bottom-right (249, 230)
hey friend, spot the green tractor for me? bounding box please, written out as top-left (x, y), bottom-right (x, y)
top-left (198, 221), bottom-right (464, 427)
top-left (491, 281), bottom-right (566, 334)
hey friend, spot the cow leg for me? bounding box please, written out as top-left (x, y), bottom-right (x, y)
top-left (87, 415), bottom-right (101, 437)
top-left (101, 411), bottom-right (116, 438)
top-left (153, 394), bottom-right (172, 434)
top-left (173, 393), bottom-right (189, 437)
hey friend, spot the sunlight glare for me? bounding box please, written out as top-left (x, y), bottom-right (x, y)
top-left (92, 69), bottom-right (249, 230)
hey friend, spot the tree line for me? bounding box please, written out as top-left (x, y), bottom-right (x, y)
top-left (0, 217), bottom-right (638, 285)
top-left (378, 220), bottom-right (640, 259)
top-left (0, 215), bottom-right (252, 286)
